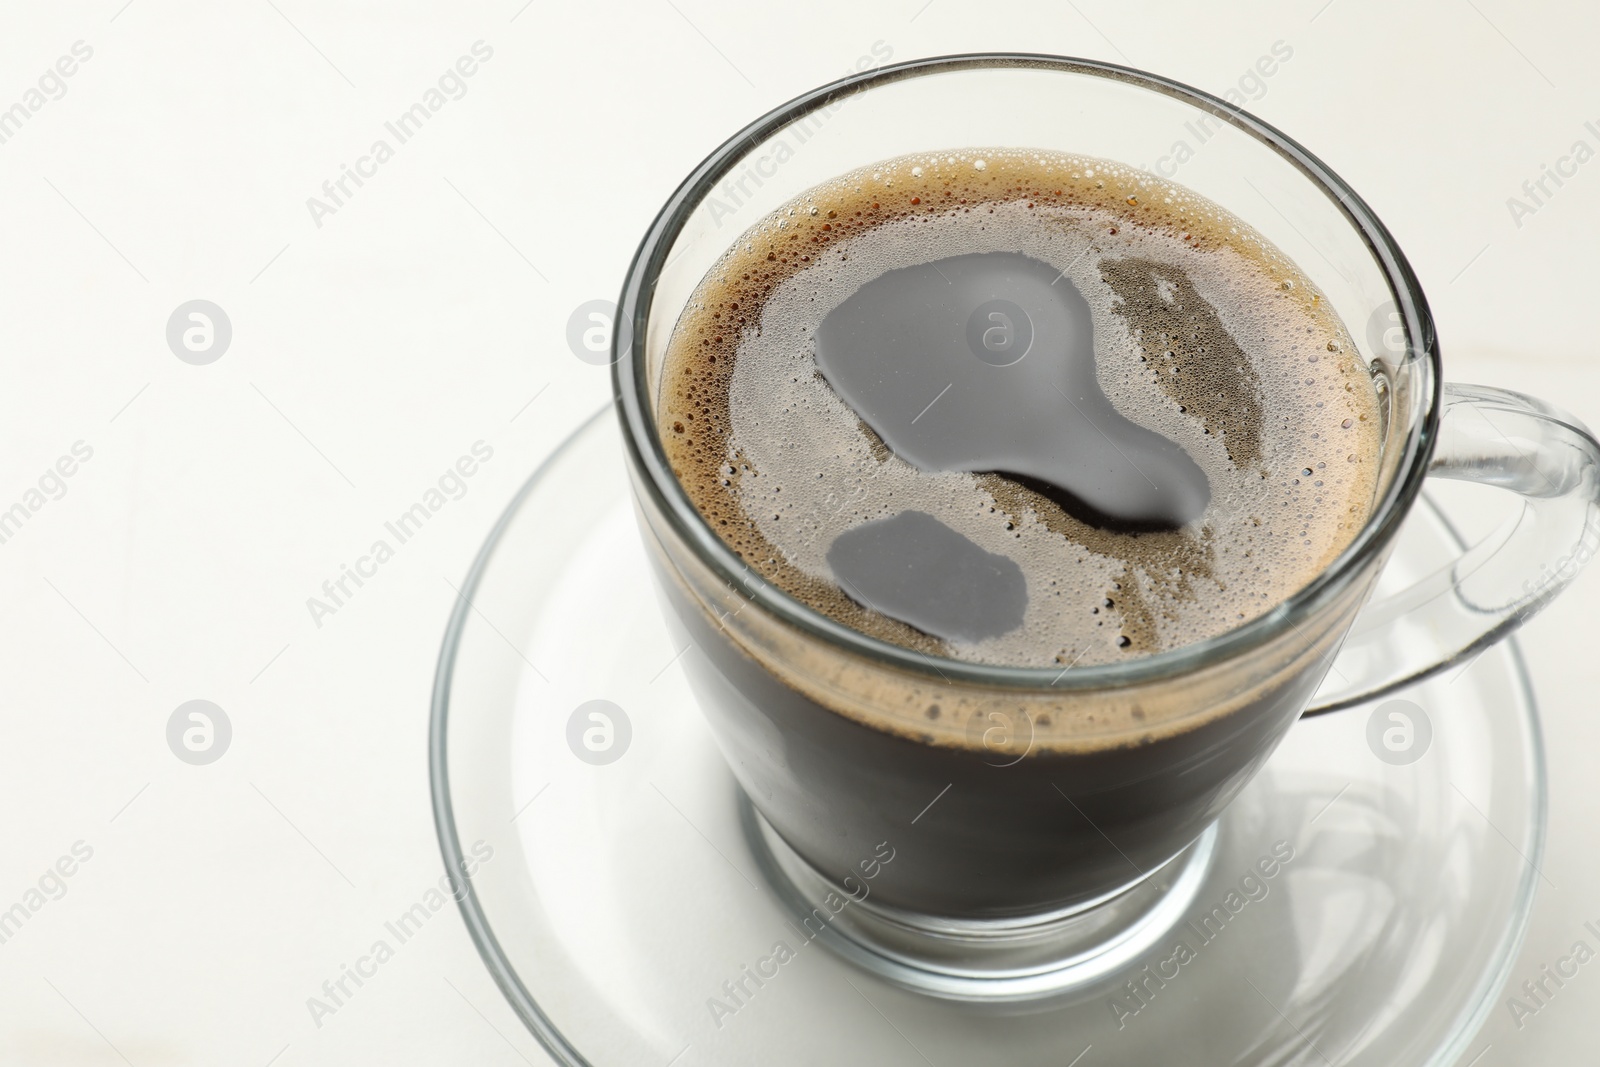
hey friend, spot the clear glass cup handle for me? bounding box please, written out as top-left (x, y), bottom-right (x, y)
top-left (1306, 382), bottom-right (1600, 715)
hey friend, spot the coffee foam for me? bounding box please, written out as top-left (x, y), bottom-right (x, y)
top-left (659, 150), bottom-right (1381, 669)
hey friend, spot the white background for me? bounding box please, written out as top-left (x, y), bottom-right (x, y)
top-left (1, 1), bottom-right (1597, 1063)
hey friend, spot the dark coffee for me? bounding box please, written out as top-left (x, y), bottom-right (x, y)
top-left (641, 150), bottom-right (1383, 918)
top-left (646, 549), bottom-right (1333, 918)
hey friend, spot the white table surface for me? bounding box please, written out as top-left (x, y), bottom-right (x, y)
top-left (2, 1), bottom-right (1596, 1063)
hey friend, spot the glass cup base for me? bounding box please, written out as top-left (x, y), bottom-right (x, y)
top-left (746, 799), bottom-right (1219, 1002)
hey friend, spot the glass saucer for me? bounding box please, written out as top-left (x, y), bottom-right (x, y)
top-left (431, 408), bottom-right (1544, 1067)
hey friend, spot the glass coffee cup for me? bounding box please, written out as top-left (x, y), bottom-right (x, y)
top-left (611, 54), bottom-right (1600, 997)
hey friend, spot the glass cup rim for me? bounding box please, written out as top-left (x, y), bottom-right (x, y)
top-left (613, 51), bottom-right (1441, 693)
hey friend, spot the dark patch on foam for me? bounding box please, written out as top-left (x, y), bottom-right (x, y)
top-left (827, 510), bottom-right (1028, 643)
top-left (1100, 257), bottom-right (1266, 471)
top-left (814, 251), bottom-right (1210, 532)
top-left (975, 472), bottom-right (1213, 655)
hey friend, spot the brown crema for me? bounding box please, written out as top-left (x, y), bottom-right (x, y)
top-left (657, 149), bottom-right (1382, 673)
